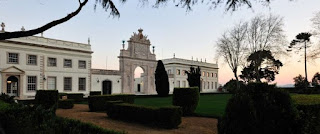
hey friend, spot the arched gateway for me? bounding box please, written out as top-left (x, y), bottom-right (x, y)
top-left (118, 29), bottom-right (157, 94)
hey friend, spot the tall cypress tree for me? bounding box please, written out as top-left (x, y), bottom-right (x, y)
top-left (155, 60), bottom-right (169, 96)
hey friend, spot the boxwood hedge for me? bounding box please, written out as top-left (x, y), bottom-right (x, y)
top-left (67, 93), bottom-right (84, 102)
top-left (90, 91), bottom-right (102, 96)
top-left (107, 103), bottom-right (182, 129)
top-left (58, 99), bottom-right (74, 109)
top-left (35, 90), bottom-right (59, 110)
top-left (172, 87), bottom-right (200, 116)
top-left (0, 101), bottom-right (124, 134)
top-left (88, 94), bottom-right (135, 112)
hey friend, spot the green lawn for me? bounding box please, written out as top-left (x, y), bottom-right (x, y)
top-left (134, 94), bottom-right (232, 118)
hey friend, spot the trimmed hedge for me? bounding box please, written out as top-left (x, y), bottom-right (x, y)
top-left (105, 101), bottom-right (124, 112)
top-left (54, 117), bottom-right (125, 134)
top-left (67, 93), bottom-right (84, 102)
top-left (172, 87), bottom-right (200, 116)
top-left (0, 102), bottom-right (124, 134)
top-left (88, 94), bottom-right (135, 112)
top-left (35, 90), bottom-right (59, 110)
top-left (292, 95), bottom-right (320, 134)
top-left (58, 99), bottom-right (74, 109)
top-left (107, 103), bottom-right (182, 129)
top-left (90, 91), bottom-right (102, 96)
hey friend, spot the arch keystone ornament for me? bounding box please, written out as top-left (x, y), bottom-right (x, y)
top-left (118, 29), bottom-right (157, 94)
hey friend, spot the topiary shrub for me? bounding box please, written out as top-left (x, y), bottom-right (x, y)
top-left (218, 83), bottom-right (300, 134)
top-left (90, 91), bottom-right (102, 96)
top-left (88, 94), bottom-right (135, 112)
top-left (35, 90), bottom-right (59, 110)
top-left (58, 99), bottom-right (74, 109)
top-left (107, 103), bottom-right (182, 129)
top-left (223, 79), bottom-right (245, 93)
top-left (67, 93), bottom-right (84, 102)
top-left (172, 87), bottom-right (200, 116)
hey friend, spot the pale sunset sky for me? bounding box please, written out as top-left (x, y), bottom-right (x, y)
top-left (1, 0), bottom-right (320, 86)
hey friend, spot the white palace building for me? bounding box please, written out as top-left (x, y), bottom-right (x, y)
top-left (0, 25), bottom-right (218, 100)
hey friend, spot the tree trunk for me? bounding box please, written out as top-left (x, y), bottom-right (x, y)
top-left (305, 41), bottom-right (308, 89)
top-left (233, 69), bottom-right (240, 90)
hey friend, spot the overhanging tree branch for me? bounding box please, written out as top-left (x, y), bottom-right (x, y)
top-left (0, 0), bottom-right (89, 40)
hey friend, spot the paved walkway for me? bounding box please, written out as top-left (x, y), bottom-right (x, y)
top-left (56, 104), bottom-right (218, 134)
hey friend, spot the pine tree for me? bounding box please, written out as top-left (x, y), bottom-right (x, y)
top-left (155, 60), bottom-right (169, 96)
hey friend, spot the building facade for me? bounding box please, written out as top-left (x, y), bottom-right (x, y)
top-left (0, 36), bottom-right (92, 99)
top-left (162, 58), bottom-right (219, 93)
top-left (0, 28), bottom-right (219, 99)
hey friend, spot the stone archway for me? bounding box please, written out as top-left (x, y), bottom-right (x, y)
top-left (118, 29), bottom-right (157, 94)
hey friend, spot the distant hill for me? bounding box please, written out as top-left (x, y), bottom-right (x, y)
top-left (277, 84), bottom-right (294, 88)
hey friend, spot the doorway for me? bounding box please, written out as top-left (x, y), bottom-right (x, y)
top-left (102, 80), bottom-right (112, 95)
top-left (7, 76), bottom-right (19, 97)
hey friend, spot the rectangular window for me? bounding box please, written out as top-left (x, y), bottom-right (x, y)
top-left (8, 53), bottom-right (19, 64)
top-left (167, 69), bottom-right (171, 74)
top-left (176, 81), bottom-right (180, 87)
top-left (215, 73), bottom-right (218, 78)
top-left (64, 77), bottom-right (72, 91)
top-left (203, 81), bottom-right (205, 89)
top-left (215, 82), bottom-right (218, 89)
top-left (27, 55), bottom-right (37, 65)
top-left (48, 57), bottom-right (57, 67)
top-left (64, 59), bottom-right (72, 68)
top-left (211, 73), bottom-right (214, 77)
top-left (212, 82), bottom-right (214, 89)
top-left (176, 69), bottom-right (180, 75)
top-left (182, 70), bottom-right (186, 76)
top-left (78, 60), bottom-right (86, 69)
top-left (207, 72), bottom-right (210, 77)
top-left (207, 82), bottom-right (210, 89)
top-left (202, 72), bottom-right (205, 76)
top-left (183, 81), bottom-right (186, 87)
top-left (47, 77), bottom-right (56, 90)
top-left (27, 76), bottom-right (37, 91)
top-left (78, 78), bottom-right (86, 91)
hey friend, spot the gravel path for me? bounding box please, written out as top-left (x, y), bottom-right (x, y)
top-left (56, 104), bottom-right (218, 134)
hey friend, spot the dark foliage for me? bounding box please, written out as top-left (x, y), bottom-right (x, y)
top-left (223, 79), bottom-right (245, 93)
top-left (90, 91), bottom-right (102, 96)
top-left (107, 103), bottom-right (182, 129)
top-left (186, 66), bottom-right (201, 91)
top-left (172, 87), bottom-right (200, 116)
top-left (0, 101), bottom-right (124, 134)
top-left (0, 93), bottom-right (15, 104)
top-left (293, 95), bottom-right (320, 134)
top-left (58, 99), bottom-right (74, 109)
top-left (294, 75), bottom-right (310, 93)
top-left (218, 83), bottom-right (300, 134)
top-left (155, 60), bottom-right (170, 97)
top-left (35, 90), bottom-right (59, 110)
top-left (67, 93), bottom-right (84, 102)
top-left (88, 94), bottom-right (135, 112)
top-left (312, 72), bottom-right (320, 88)
top-left (240, 50), bottom-right (283, 82)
